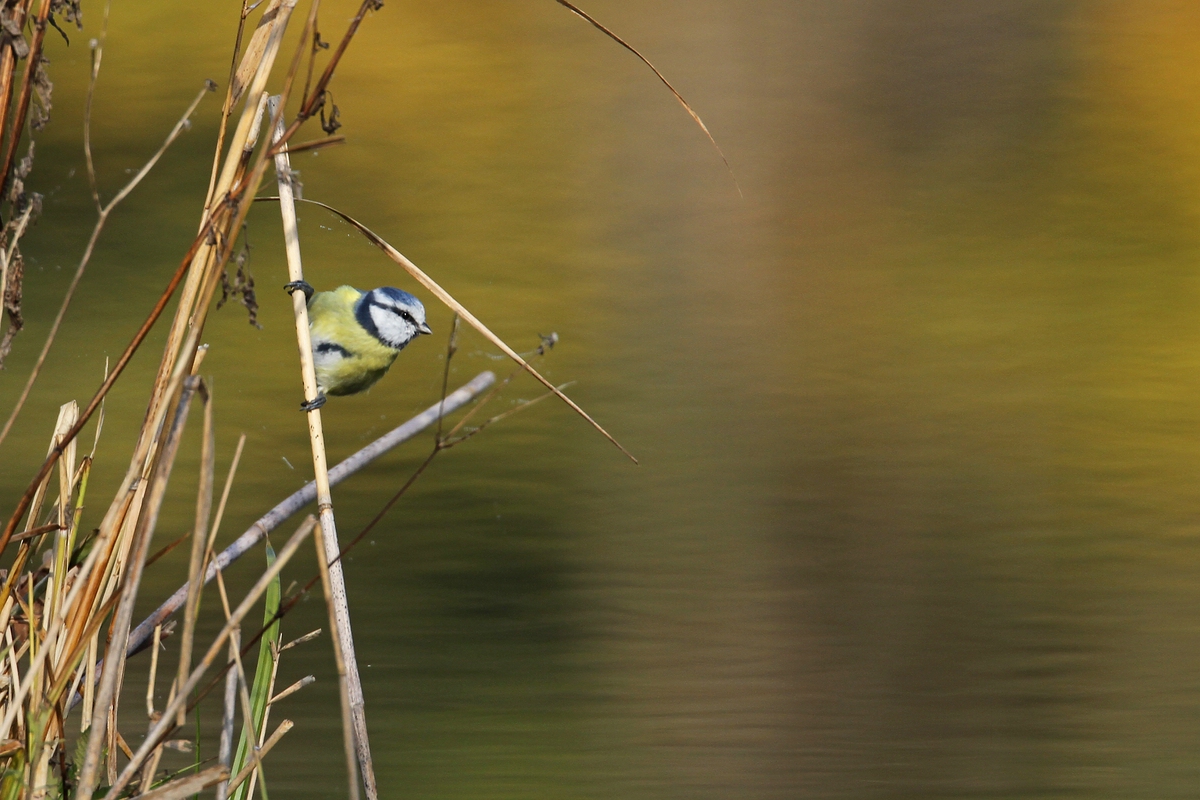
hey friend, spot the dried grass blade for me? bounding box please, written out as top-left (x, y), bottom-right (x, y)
top-left (553, 0), bottom-right (740, 197)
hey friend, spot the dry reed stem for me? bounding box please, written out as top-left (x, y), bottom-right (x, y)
top-left (314, 521), bottom-right (361, 800)
top-left (269, 91), bottom-right (376, 799)
top-left (226, 719), bottom-right (293, 794)
top-left (268, 674), bottom-right (314, 705)
top-left (178, 377), bottom-right (216, 727)
top-left (202, 0), bottom-right (266, 221)
top-left (77, 377), bottom-right (206, 796)
top-left (126, 371), bottom-right (493, 657)
top-left (216, 641), bottom-right (238, 800)
top-left (102, 516), bottom-right (317, 800)
top-left (135, 764), bottom-right (229, 800)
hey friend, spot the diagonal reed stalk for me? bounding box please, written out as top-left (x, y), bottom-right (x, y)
top-left (124, 371), bottom-right (494, 658)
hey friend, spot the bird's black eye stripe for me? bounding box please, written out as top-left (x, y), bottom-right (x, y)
top-left (377, 299), bottom-right (419, 326)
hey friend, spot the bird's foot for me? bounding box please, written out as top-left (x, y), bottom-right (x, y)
top-left (284, 280), bottom-right (315, 301)
top-left (300, 394), bottom-right (327, 412)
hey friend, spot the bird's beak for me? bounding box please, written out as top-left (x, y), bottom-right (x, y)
top-left (418, 322), bottom-right (433, 335)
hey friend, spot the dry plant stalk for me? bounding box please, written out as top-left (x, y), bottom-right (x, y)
top-left (269, 92), bottom-right (375, 798)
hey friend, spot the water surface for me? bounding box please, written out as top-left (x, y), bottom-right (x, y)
top-left (3, 2), bottom-right (1200, 798)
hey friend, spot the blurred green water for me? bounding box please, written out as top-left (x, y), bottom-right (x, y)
top-left (4, 1), bottom-right (1200, 798)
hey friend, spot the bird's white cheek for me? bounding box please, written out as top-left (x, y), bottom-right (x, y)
top-left (370, 305), bottom-right (411, 348)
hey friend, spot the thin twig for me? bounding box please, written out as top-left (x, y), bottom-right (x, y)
top-left (226, 719), bottom-right (293, 794)
top-left (553, 0), bottom-right (741, 197)
top-left (83, 2), bottom-right (112, 213)
top-left (285, 133), bottom-right (344, 154)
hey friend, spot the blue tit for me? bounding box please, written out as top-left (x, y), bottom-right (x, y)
top-left (284, 280), bottom-right (432, 411)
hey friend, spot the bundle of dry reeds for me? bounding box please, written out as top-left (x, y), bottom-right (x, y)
top-left (0, 1), bottom-right (645, 797)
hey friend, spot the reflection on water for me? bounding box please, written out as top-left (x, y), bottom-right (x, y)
top-left (3, 1), bottom-right (1200, 797)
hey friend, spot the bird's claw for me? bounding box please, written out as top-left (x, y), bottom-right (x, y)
top-left (300, 394), bottom-right (327, 412)
top-left (284, 280), bottom-right (315, 301)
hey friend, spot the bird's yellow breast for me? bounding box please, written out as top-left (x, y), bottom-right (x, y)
top-left (307, 285), bottom-right (401, 396)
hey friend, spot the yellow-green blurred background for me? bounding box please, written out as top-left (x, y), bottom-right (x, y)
top-left (4, 1), bottom-right (1200, 797)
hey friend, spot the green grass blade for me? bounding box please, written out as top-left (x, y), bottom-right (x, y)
top-left (229, 542), bottom-right (280, 800)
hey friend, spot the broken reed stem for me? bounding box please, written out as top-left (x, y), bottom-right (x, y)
top-left (314, 521), bottom-right (362, 800)
top-left (103, 516), bottom-right (317, 800)
top-left (124, 371), bottom-right (494, 659)
top-left (268, 92), bottom-right (377, 800)
top-left (137, 764), bottom-right (229, 800)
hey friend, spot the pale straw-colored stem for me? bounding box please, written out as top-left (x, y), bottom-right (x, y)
top-left (226, 719), bottom-right (294, 794)
top-left (268, 92), bottom-right (377, 800)
top-left (314, 521), bottom-right (362, 800)
top-left (215, 641), bottom-right (239, 800)
top-left (178, 379), bottom-right (216, 725)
